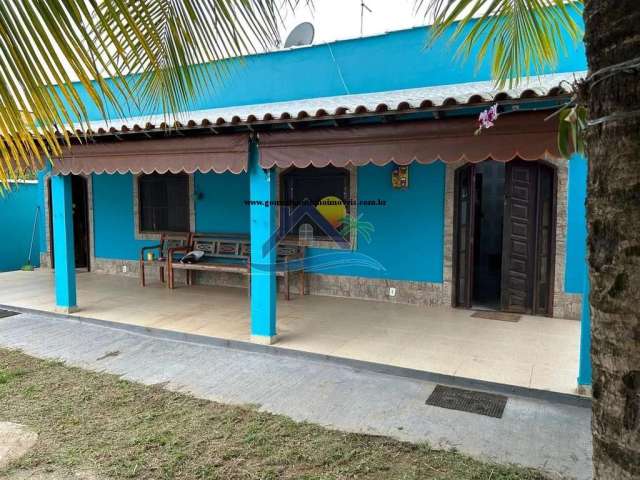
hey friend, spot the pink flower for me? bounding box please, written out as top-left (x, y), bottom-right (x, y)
top-left (475, 104), bottom-right (499, 135)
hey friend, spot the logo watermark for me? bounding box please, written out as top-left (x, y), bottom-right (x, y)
top-left (250, 199), bottom-right (386, 275)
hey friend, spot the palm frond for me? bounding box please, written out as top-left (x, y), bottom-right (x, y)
top-left (93, 0), bottom-right (287, 117)
top-left (0, 0), bottom-right (311, 189)
top-left (415, 0), bottom-right (583, 87)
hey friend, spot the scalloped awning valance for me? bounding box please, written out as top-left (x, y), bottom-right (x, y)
top-left (53, 134), bottom-right (249, 175)
top-left (258, 111), bottom-right (562, 168)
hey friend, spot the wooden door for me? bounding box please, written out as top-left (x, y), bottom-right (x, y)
top-left (501, 161), bottom-right (538, 313)
top-left (453, 164), bottom-right (476, 308)
top-left (71, 176), bottom-right (90, 270)
top-left (532, 166), bottom-right (556, 315)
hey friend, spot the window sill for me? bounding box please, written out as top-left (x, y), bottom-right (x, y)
top-left (136, 231), bottom-right (163, 241)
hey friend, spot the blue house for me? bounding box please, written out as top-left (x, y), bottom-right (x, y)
top-left (23, 19), bottom-right (590, 392)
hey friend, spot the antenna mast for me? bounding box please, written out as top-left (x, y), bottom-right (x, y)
top-left (360, 1), bottom-right (372, 35)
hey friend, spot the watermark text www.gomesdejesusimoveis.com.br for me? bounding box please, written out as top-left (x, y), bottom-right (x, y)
top-left (244, 198), bottom-right (387, 207)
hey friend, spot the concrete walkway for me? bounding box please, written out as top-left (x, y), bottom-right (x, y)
top-left (0, 311), bottom-right (592, 480)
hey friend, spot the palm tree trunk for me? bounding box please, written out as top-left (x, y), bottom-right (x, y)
top-left (583, 1), bottom-right (640, 478)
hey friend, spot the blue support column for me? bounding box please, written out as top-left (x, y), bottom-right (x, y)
top-left (51, 174), bottom-right (78, 312)
top-left (578, 268), bottom-right (592, 387)
top-left (249, 139), bottom-right (277, 343)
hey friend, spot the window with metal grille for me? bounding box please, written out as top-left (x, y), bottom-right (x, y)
top-left (281, 166), bottom-right (350, 240)
top-left (138, 173), bottom-right (190, 233)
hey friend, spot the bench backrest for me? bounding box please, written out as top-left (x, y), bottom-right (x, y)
top-left (187, 233), bottom-right (304, 264)
top-left (191, 234), bottom-right (250, 261)
top-left (276, 244), bottom-right (303, 259)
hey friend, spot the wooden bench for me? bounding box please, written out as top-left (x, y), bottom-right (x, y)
top-left (167, 233), bottom-right (305, 300)
top-left (139, 232), bottom-right (191, 287)
top-left (168, 233), bottom-right (251, 291)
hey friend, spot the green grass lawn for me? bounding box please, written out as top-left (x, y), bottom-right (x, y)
top-left (0, 348), bottom-right (554, 480)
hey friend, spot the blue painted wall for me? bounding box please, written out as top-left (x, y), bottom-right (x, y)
top-left (194, 172), bottom-right (250, 234)
top-left (92, 173), bottom-right (155, 260)
top-left (306, 163), bottom-right (446, 282)
top-left (0, 182), bottom-right (40, 272)
top-left (92, 172), bottom-right (251, 260)
top-left (89, 157), bottom-right (586, 290)
top-left (565, 154), bottom-right (588, 293)
top-left (65, 12), bottom-right (586, 122)
top-left (90, 165), bottom-right (444, 283)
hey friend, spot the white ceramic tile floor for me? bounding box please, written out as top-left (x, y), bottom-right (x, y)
top-left (0, 270), bottom-right (582, 394)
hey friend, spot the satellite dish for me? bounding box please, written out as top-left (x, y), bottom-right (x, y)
top-left (284, 22), bottom-right (315, 48)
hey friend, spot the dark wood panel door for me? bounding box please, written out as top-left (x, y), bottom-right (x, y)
top-left (501, 161), bottom-right (538, 313)
top-left (533, 166), bottom-right (556, 315)
top-left (72, 176), bottom-right (90, 270)
top-left (453, 164), bottom-right (476, 308)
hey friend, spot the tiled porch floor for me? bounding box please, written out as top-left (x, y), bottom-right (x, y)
top-left (0, 270), bottom-right (581, 394)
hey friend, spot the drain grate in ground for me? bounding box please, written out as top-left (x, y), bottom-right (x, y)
top-left (426, 385), bottom-right (508, 418)
top-left (471, 310), bottom-right (521, 322)
top-left (0, 309), bottom-right (20, 319)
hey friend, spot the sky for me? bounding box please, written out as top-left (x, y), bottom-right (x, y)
top-left (279, 0), bottom-right (424, 45)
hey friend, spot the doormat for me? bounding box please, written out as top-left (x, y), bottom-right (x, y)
top-left (471, 310), bottom-right (521, 322)
top-left (0, 309), bottom-right (20, 319)
top-left (426, 385), bottom-right (508, 418)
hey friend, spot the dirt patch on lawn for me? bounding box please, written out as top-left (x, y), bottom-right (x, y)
top-left (0, 422), bottom-right (38, 468)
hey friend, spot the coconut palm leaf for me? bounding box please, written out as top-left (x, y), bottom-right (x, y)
top-left (415, 0), bottom-right (583, 87)
top-left (0, 0), bottom-right (308, 189)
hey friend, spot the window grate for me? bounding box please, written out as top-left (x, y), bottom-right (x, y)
top-left (138, 173), bottom-right (190, 233)
top-left (281, 166), bottom-right (350, 240)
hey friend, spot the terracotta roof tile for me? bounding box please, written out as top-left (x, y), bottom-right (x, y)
top-left (73, 71), bottom-right (584, 136)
